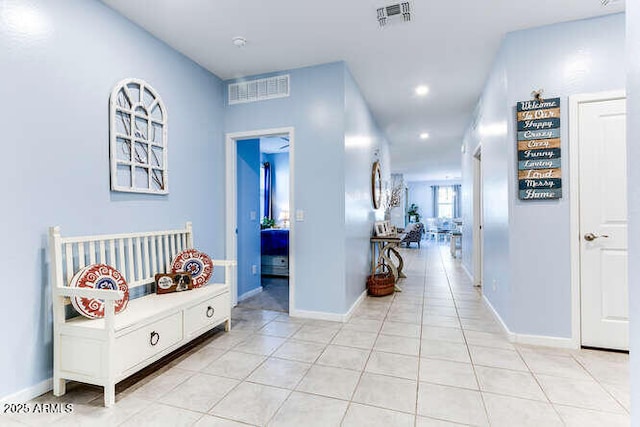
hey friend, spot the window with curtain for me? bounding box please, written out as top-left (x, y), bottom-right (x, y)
top-left (438, 186), bottom-right (455, 218)
top-left (432, 184), bottom-right (461, 218)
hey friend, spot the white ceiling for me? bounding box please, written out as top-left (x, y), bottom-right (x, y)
top-left (102, 0), bottom-right (624, 182)
top-left (260, 136), bottom-right (290, 154)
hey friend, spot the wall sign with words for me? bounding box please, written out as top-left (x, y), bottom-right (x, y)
top-left (516, 97), bottom-right (561, 200)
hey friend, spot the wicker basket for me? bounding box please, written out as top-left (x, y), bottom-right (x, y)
top-left (367, 264), bottom-right (395, 297)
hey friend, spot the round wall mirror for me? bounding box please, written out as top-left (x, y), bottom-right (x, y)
top-left (371, 161), bottom-right (382, 209)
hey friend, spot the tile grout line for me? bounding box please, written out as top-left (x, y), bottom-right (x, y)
top-left (437, 243), bottom-right (491, 426)
top-left (413, 240), bottom-right (429, 425)
top-left (566, 354), bottom-right (630, 415)
top-left (337, 274), bottom-right (394, 426)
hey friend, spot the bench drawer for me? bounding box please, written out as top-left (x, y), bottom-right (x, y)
top-left (115, 312), bottom-right (183, 373)
top-left (184, 292), bottom-right (230, 338)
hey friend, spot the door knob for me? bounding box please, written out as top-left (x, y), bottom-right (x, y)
top-left (584, 232), bottom-right (610, 241)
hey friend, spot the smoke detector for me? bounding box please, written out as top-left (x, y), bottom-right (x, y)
top-left (377, 2), bottom-right (412, 27)
top-left (232, 36), bottom-right (247, 47)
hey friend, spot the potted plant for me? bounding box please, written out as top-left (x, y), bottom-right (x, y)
top-left (261, 217), bottom-right (276, 229)
top-left (407, 203), bottom-right (420, 223)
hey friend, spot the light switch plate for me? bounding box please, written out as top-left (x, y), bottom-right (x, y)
top-left (250, 211), bottom-right (257, 221)
top-left (295, 209), bottom-right (304, 221)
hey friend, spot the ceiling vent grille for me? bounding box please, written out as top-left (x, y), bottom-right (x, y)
top-left (228, 75), bottom-right (290, 105)
top-left (377, 2), bottom-right (411, 27)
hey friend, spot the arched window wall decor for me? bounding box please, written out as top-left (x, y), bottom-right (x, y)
top-left (109, 78), bottom-right (168, 194)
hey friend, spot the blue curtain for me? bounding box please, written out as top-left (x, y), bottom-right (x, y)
top-left (263, 162), bottom-right (272, 219)
top-left (453, 184), bottom-right (461, 218)
top-left (431, 185), bottom-right (439, 218)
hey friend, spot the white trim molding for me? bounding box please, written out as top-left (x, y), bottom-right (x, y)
top-left (238, 286), bottom-right (264, 302)
top-left (238, 286), bottom-right (263, 302)
top-left (461, 263), bottom-right (474, 282)
top-left (568, 90), bottom-right (626, 350)
top-left (290, 290), bottom-right (367, 323)
top-left (482, 295), bottom-right (577, 349)
top-left (225, 127), bottom-right (295, 311)
top-left (343, 290), bottom-right (367, 322)
top-left (0, 378), bottom-right (53, 404)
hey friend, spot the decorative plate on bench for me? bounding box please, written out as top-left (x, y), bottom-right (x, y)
top-left (70, 264), bottom-right (130, 319)
top-left (171, 249), bottom-right (213, 288)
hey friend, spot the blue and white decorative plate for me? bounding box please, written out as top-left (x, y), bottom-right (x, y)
top-left (70, 264), bottom-right (129, 318)
top-left (171, 249), bottom-right (213, 288)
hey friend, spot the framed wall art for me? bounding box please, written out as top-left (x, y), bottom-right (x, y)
top-left (110, 78), bottom-right (168, 194)
top-left (371, 161), bottom-right (382, 209)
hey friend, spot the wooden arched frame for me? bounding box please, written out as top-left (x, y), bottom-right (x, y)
top-left (371, 161), bottom-right (382, 209)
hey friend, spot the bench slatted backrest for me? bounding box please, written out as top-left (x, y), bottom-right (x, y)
top-left (52, 223), bottom-right (193, 294)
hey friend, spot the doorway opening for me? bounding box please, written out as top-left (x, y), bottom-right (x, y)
top-left (472, 143), bottom-right (483, 288)
top-left (226, 128), bottom-right (295, 314)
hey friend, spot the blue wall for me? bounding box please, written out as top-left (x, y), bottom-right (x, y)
top-left (0, 2), bottom-right (391, 399)
top-left (225, 62), bottom-right (348, 315)
top-left (461, 13), bottom-right (625, 338)
top-left (226, 63), bottom-right (389, 315)
top-left (626, 5), bottom-right (640, 423)
top-left (0, 0), bottom-right (225, 398)
top-left (344, 67), bottom-right (391, 311)
top-left (237, 139), bottom-right (261, 298)
top-left (461, 45), bottom-right (513, 329)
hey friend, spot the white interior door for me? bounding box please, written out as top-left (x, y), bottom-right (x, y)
top-left (578, 96), bottom-right (628, 350)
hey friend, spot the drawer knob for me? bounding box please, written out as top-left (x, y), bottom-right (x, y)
top-left (206, 306), bottom-right (215, 318)
top-left (150, 331), bottom-right (160, 346)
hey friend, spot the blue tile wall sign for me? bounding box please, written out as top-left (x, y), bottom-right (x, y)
top-left (517, 128), bottom-right (561, 140)
top-left (518, 168), bottom-right (562, 180)
top-left (518, 158), bottom-right (561, 170)
top-left (518, 148), bottom-right (561, 160)
top-left (518, 178), bottom-right (562, 190)
top-left (517, 97), bottom-right (561, 112)
top-left (518, 138), bottom-right (561, 150)
top-left (519, 189), bottom-right (562, 200)
top-left (516, 96), bottom-right (562, 200)
top-left (517, 107), bottom-right (560, 121)
top-left (517, 117), bottom-right (561, 131)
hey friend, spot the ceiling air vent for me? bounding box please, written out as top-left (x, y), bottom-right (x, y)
top-left (228, 75), bottom-right (290, 105)
top-left (377, 2), bottom-right (411, 27)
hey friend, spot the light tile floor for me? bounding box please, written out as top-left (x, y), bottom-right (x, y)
top-left (3, 243), bottom-right (630, 426)
top-left (238, 276), bottom-right (289, 313)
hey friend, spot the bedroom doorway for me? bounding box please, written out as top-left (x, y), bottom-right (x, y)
top-left (225, 127), bottom-right (295, 314)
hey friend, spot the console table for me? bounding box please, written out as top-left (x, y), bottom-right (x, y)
top-left (370, 234), bottom-right (406, 291)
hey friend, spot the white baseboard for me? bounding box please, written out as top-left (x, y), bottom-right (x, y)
top-left (482, 295), bottom-right (515, 341)
top-left (513, 333), bottom-right (577, 349)
top-left (343, 290), bottom-right (367, 322)
top-left (482, 295), bottom-right (577, 349)
top-left (238, 286), bottom-right (263, 302)
top-left (461, 263), bottom-right (474, 282)
top-left (289, 308), bottom-right (345, 322)
top-left (290, 290), bottom-right (367, 323)
top-left (0, 378), bottom-right (52, 403)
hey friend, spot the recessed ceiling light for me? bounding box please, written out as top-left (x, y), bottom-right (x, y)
top-left (419, 132), bottom-right (430, 140)
top-left (232, 36), bottom-right (247, 47)
top-left (415, 85), bottom-right (429, 96)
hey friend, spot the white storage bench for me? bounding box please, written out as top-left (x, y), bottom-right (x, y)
top-left (48, 222), bottom-right (233, 407)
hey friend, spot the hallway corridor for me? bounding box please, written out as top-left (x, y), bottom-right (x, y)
top-left (4, 244), bottom-right (629, 426)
